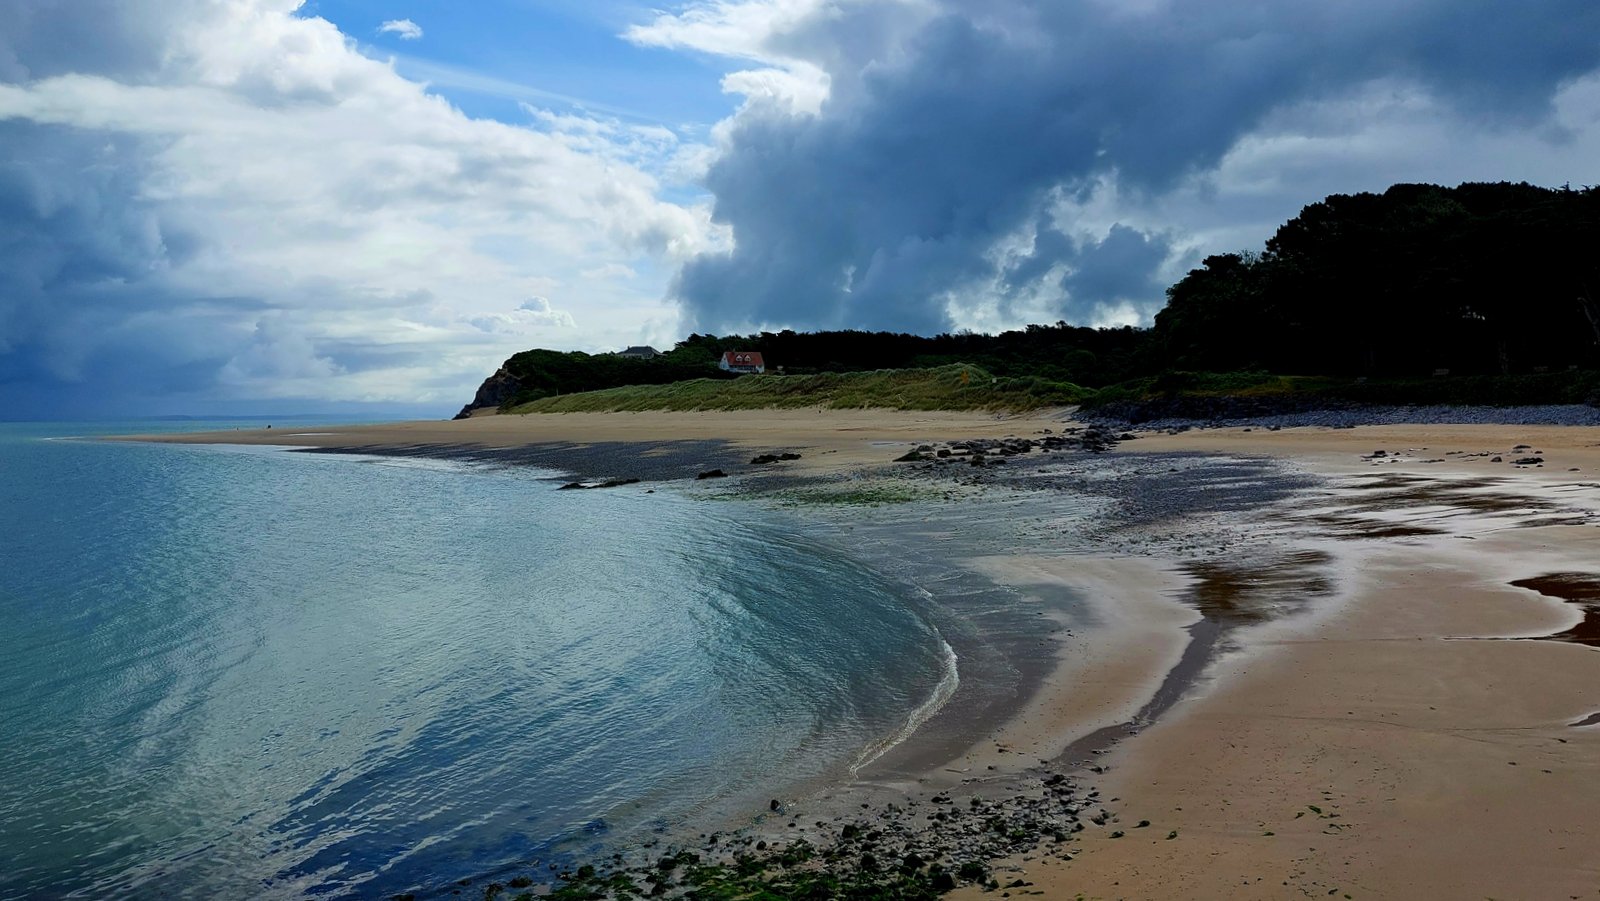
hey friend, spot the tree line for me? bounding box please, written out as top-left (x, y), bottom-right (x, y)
top-left (491, 182), bottom-right (1600, 407)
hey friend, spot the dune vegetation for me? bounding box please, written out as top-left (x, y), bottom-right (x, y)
top-left (504, 364), bottom-right (1088, 414)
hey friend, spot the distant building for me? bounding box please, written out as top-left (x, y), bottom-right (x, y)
top-left (617, 345), bottom-right (660, 359)
top-left (719, 351), bottom-right (766, 374)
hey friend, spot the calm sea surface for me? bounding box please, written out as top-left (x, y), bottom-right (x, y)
top-left (0, 422), bottom-right (951, 899)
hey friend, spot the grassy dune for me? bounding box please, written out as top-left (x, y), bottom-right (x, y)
top-left (1084, 369), bottom-right (1600, 409)
top-left (504, 364), bottom-right (1088, 413)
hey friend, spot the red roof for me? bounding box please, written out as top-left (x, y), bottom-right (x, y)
top-left (721, 351), bottom-right (765, 367)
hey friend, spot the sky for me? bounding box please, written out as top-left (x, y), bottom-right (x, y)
top-left (1, 1), bottom-right (1598, 418)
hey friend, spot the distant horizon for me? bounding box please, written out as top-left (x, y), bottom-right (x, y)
top-left (0, 407), bottom-right (455, 425)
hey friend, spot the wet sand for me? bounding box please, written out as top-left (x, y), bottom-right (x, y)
top-left (957, 425), bottom-right (1600, 901)
top-left (125, 412), bottom-right (1600, 898)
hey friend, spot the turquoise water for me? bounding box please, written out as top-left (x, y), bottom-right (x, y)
top-left (0, 422), bottom-right (951, 899)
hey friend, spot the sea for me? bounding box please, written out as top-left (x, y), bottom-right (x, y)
top-left (0, 421), bottom-right (956, 900)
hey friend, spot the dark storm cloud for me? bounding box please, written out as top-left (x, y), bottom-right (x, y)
top-left (0, 4), bottom-right (263, 416)
top-left (0, 121), bottom-right (224, 416)
top-left (0, 0), bottom-right (200, 80)
top-left (675, 0), bottom-right (1600, 334)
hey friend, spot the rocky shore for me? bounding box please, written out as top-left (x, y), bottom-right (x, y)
top-left (422, 768), bottom-right (1103, 901)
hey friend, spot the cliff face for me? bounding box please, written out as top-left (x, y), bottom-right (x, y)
top-left (453, 367), bottom-right (523, 419)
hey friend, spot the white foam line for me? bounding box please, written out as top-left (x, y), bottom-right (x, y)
top-left (850, 630), bottom-right (960, 774)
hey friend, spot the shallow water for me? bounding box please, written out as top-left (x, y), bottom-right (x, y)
top-left (0, 422), bottom-right (951, 899)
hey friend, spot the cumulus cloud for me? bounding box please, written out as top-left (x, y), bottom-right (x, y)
top-left (378, 19), bottom-right (423, 40)
top-left (651, 0), bottom-right (1600, 335)
top-left (0, 0), bottom-right (710, 416)
top-left (469, 297), bottom-right (578, 334)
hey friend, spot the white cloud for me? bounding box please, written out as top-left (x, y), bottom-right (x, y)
top-left (624, 0), bottom-right (826, 61)
top-left (469, 297), bottom-right (577, 334)
top-left (581, 263), bottom-right (638, 281)
top-left (624, 0), bottom-right (860, 113)
top-left (378, 18), bottom-right (422, 41)
top-left (0, 0), bottom-right (713, 409)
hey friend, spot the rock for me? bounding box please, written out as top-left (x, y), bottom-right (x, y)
top-left (1513, 456), bottom-right (1545, 466)
top-left (778, 452), bottom-right (802, 461)
top-left (769, 799), bottom-right (781, 811)
top-left (1491, 456), bottom-right (1503, 463)
top-left (894, 450), bottom-right (928, 462)
top-left (453, 366), bottom-right (523, 419)
top-left (557, 478), bottom-right (639, 490)
top-left (696, 469), bottom-right (728, 480)
top-left (749, 454), bottom-right (781, 465)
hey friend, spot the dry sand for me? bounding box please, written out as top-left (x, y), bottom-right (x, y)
top-left (131, 412), bottom-right (1600, 898)
top-left (958, 425), bottom-right (1600, 901)
top-left (125, 409), bottom-right (1068, 473)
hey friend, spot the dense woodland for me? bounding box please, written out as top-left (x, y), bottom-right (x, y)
top-left (1157, 182), bottom-right (1600, 375)
top-left (486, 182), bottom-right (1600, 410)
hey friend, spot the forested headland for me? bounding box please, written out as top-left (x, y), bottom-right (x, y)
top-left (461, 182), bottom-right (1600, 417)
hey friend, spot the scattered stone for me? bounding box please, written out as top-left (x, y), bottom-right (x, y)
top-left (557, 478), bottom-right (640, 490)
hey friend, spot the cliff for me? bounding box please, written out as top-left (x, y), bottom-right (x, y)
top-left (453, 367), bottom-right (523, 419)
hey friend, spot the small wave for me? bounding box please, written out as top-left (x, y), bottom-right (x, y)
top-left (849, 632), bottom-right (959, 774)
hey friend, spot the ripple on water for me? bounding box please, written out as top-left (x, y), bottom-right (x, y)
top-left (0, 429), bottom-right (952, 899)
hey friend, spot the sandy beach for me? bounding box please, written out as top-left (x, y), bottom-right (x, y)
top-left (129, 411), bottom-right (1600, 898)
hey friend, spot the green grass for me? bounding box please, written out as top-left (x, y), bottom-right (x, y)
top-left (504, 364), bottom-right (1088, 414)
top-left (1084, 371), bottom-right (1342, 406)
top-left (1083, 369), bottom-right (1600, 409)
top-left (498, 363), bottom-right (1599, 417)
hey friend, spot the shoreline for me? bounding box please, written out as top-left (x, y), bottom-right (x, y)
top-left (114, 411), bottom-right (1600, 898)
